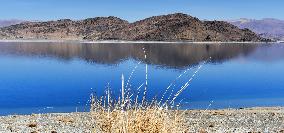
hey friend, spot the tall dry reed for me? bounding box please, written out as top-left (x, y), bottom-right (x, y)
top-left (89, 48), bottom-right (210, 133)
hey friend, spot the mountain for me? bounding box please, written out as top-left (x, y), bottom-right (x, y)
top-left (228, 18), bottom-right (284, 41)
top-left (0, 19), bottom-right (25, 27)
top-left (0, 13), bottom-right (268, 42)
top-left (0, 17), bottom-right (128, 40)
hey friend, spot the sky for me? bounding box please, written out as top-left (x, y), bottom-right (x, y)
top-left (0, 0), bottom-right (283, 22)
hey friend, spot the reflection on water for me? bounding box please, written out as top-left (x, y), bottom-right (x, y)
top-left (0, 42), bottom-right (262, 68)
top-left (0, 42), bottom-right (284, 115)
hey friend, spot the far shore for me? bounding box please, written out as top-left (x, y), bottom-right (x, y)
top-left (0, 107), bottom-right (283, 132)
top-left (0, 39), bottom-right (277, 44)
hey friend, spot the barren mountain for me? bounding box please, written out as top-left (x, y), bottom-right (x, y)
top-left (87, 13), bottom-right (266, 42)
top-left (0, 13), bottom-right (268, 42)
top-left (229, 18), bottom-right (284, 41)
top-left (0, 17), bottom-right (129, 40)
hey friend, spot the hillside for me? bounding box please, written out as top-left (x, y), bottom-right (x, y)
top-left (0, 17), bottom-right (129, 40)
top-left (0, 13), bottom-right (268, 42)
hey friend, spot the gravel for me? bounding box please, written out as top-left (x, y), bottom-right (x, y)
top-left (0, 107), bottom-right (283, 133)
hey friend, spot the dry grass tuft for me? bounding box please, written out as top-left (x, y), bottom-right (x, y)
top-left (89, 51), bottom-right (209, 133)
top-left (91, 106), bottom-right (188, 133)
top-left (89, 72), bottom-right (192, 133)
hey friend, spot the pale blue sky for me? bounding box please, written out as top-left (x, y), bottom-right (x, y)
top-left (0, 0), bottom-right (283, 21)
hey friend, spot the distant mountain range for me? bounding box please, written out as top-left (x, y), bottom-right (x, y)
top-left (228, 18), bottom-right (284, 41)
top-left (0, 19), bottom-right (25, 27)
top-left (0, 13), bottom-right (267, 42)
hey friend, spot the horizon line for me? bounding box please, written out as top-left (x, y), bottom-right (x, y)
top-left (1, 12), bottom-right (284, 22)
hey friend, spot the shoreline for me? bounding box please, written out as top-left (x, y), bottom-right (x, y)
top-left (0, 106), bottom-right (283, 117)
top-left (0, 39), bottom-right (277, 44)
top-left (0, 107), bottom-right (283, 132)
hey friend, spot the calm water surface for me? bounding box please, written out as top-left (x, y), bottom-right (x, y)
top-left (0, 42), bottom-right (284, 115)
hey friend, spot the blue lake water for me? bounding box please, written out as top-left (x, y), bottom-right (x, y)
top-left (0, 42), bottom-right (284, 115)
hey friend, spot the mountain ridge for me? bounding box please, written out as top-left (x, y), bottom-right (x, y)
top-left (0, 19), bottom-right (25, 27)
top-left (0, 13), bottom-right (268, 42)
top-left (228, 18), bottom-right (284, 41)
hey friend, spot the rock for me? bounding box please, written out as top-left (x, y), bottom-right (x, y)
top-left (27, 123), bottom-right (37, 128)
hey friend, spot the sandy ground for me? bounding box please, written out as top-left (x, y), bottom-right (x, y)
top-left (0, 107), bottom-right (283, 133)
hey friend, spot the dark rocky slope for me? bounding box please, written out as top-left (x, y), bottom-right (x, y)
top-left (0, 17), bottom-right (129, 40)
top-left (90, 13), bottom-right (266, 42)
top-left (0, 13), bottom-right (268, 42)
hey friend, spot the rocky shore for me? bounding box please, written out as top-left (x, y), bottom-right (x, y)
top-left (0, 107), bottom-right (283, 133)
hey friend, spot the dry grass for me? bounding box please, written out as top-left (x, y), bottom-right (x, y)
top-left (89, 50), bottom-right (209, 133)
top-left (89, 73), bottom-right (192, 133)
top-left (91, 108), bottom-right (188, 133)
top-left (88, 72), bottom-right (197, 133)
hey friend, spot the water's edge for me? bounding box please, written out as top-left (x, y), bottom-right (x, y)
top-left (0, 39), bottom-right (275, 44)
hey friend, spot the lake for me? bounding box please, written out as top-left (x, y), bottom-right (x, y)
top-left (0, 42), bottom-right (284, 115)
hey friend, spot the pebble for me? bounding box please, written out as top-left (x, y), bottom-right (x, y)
top-left (0, 107), bottom-right (283, 133)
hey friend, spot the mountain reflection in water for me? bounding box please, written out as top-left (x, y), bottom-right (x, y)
top-left (0, 42), bottom-right (263, 69)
